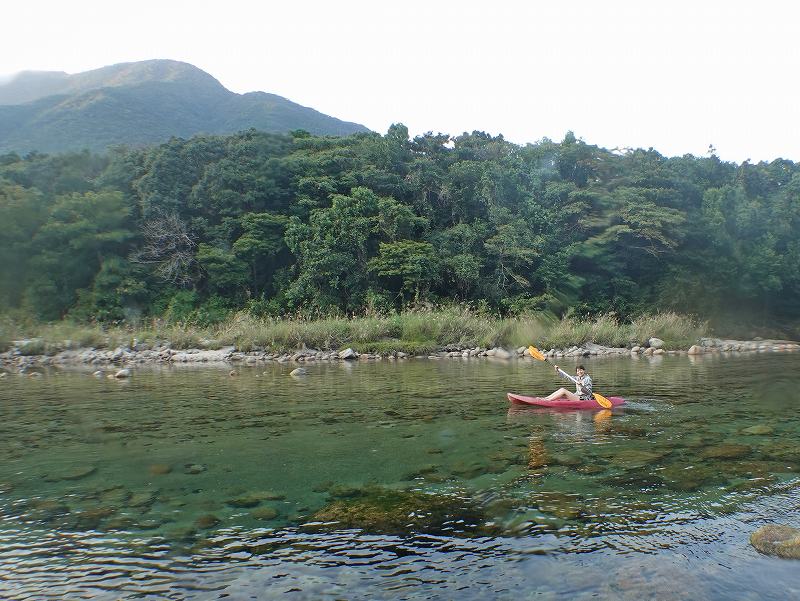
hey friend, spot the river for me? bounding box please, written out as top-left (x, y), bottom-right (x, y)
top-left (1, 353), bottom-right (798, 599)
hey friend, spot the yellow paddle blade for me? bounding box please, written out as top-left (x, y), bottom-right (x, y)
top-left (593, 392), bottom-right (613, 409)
top-left (527, 345), bottom-right (546, 361)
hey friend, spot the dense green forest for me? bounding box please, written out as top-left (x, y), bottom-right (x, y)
top-left (1, 126), bottom-right (799, 333)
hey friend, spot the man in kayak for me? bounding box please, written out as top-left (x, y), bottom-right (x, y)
top-left (544, 364), bottom-right (593, 402)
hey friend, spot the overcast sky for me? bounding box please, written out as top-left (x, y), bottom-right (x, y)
top-left (2, 0), bottom-right (798, 163)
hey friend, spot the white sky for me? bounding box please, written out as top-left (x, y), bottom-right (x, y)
top-left (1, 0), bottom-right (798, 163)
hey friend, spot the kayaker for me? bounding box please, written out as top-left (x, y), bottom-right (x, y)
top-left (544, 364), bottom-right (593, 402)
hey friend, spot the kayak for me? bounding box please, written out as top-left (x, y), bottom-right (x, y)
top-left (507, 393), bottom-right (625, 410)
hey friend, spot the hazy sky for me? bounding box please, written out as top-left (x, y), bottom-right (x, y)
top-left (2, 0), bottom-right (798, 163)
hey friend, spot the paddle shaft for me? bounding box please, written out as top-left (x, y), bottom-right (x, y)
top-left (537, 352), bottom-right (579, 385)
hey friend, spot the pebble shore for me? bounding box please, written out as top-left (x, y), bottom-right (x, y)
top-left (1, 336), bottom-right (798, 376)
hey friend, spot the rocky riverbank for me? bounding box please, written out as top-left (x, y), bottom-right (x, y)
top-left (1, 336), bottom-right (797, 375)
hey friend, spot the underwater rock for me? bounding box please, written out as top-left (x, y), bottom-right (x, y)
top-left (701, 444), bottom-right (752, 460)
top-left (402, 464), bottom-right (441, 480)
top-left (165, 526), bottom-right (198, 542)
top-left (551, 453), bottom-right (582, 467)
top-left (601, 470), bottom-right (665, 490)
top-left (610, 449), bottom-right (668, 466)
top-left (226, 495), bottom-right (261, 508)
top-left (740, 424), bottom-right (774, 436)
top-left (106, 517), bottom-right (137, 531)
top-left (59, 465), bottom-right (97, 481)
top-left (136, 519), bottom-right (163, 530)
top-left (251, 506), bottom-right (279, 520)
top-left (255, 490), bottom-right (285, 500)
top-left (308, 486), bottom-right (484, 534)
top-left (99, 487), bottom-right (131, 505)
top-left (312, 481), bottom-right (334, 493)
top-left (148, 464), bottom-right (172, 475)
top-left (225, 490), bottom-right (282, 508)
top-left (114, 368), bottom-right (131, 378)
top-left (449, 460), bottom-right (487, 479)
top-left (194, 514), bottom-right (220, 529)
top-left (183, 464), bottom-right (207, 475)
top-left (761, 443), bottom-right (800, 463)
top-left (289, 367), bottom-right (307, 376)
top-left (128, 491), bottom-right (157, 507)
top-left (72, 506), bottom-right (116, 530)
top-left (750, 524), bottom-right (800, 559)
top-left (27, 499), bottom-right (71, 521)
top-left (530, 491), bottom-right (586, 520)
top-left (327, 485), bottom-right (365, 498)
top-left (576, 465), bottom-right (606, 475)
top-left (661, 464), bottom-right (718, 491)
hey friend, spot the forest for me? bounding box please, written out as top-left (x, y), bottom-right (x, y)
top-left (1, 126), bottom-right (798, 334)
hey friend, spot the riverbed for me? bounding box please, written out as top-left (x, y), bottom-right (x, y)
top-left (1, 353), bottom-right (798, 599)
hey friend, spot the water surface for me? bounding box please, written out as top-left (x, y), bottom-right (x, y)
top-left (1, 353), bottom-right (798, 599)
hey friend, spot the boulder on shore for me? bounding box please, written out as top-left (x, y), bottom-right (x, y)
top-left (493, 347), bottom-right (512, 360)
top-left (648, 337), bottom-right (664, 349)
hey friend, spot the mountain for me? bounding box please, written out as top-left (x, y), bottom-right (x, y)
top-left (0, 60), bottom-right (370, 154)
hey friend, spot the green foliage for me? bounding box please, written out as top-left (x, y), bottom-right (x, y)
top-left (1, 126), bottom-right (799, 336)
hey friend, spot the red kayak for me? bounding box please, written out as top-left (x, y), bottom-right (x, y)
top-left (507, 393), bottom-right (625, 410)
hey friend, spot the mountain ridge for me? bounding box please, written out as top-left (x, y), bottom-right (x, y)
top-left (0, 59), bottom-right (369, 154)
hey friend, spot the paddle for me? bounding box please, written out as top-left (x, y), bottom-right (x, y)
top-left (527, 345), bottom-right (613, 409)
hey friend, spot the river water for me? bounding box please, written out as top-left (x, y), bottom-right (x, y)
top-left (0, 353), bottom-right (798, 600)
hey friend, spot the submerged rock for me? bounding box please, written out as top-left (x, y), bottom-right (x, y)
top-left (227, 495), bottom-right (261, 508)
top-left (60, 465), bottom-right (97, 481)
top-left (530, 491), bottom-right (586, 520)
top-left (615, 449), bottom-right (667, 466)
top-left (99, 486), bottom-right (132, 505)
top-left (128, 491), bottom-right (157, 507)
top-left (289, 367), bottom-right (307, 376)
top-left (308, 486), bottom-right (485, 535)
top-left (226, 490), bottom-right (282, 508)
top-left (551, 453), bottom-right (583, 467)
top-left (661, 464), bottom-right (719, 491)
top-left (148, 463), bottom-right (172, 476)
top-left (194, 514), bottom-right (220, 529)
top-left (251, 506), bottom-right (279, 520)
top-left (740, 424), bottom-right (774, 436)
top-left (701, 444), bottom-right (752, 460)
top-left (751, 524), bottom-right (800, 559)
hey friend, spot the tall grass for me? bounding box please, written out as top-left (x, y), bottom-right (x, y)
top-left (629, 312), bottom-right (707, 349)
top-left (0, 309), bottom-right (708, 355)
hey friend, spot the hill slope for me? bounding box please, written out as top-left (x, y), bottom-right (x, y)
top-left (0, 60), bottom-right (369, 154)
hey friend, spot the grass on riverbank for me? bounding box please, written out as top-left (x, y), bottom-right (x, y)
top-left (1, 310), bottom-right (707, 355)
